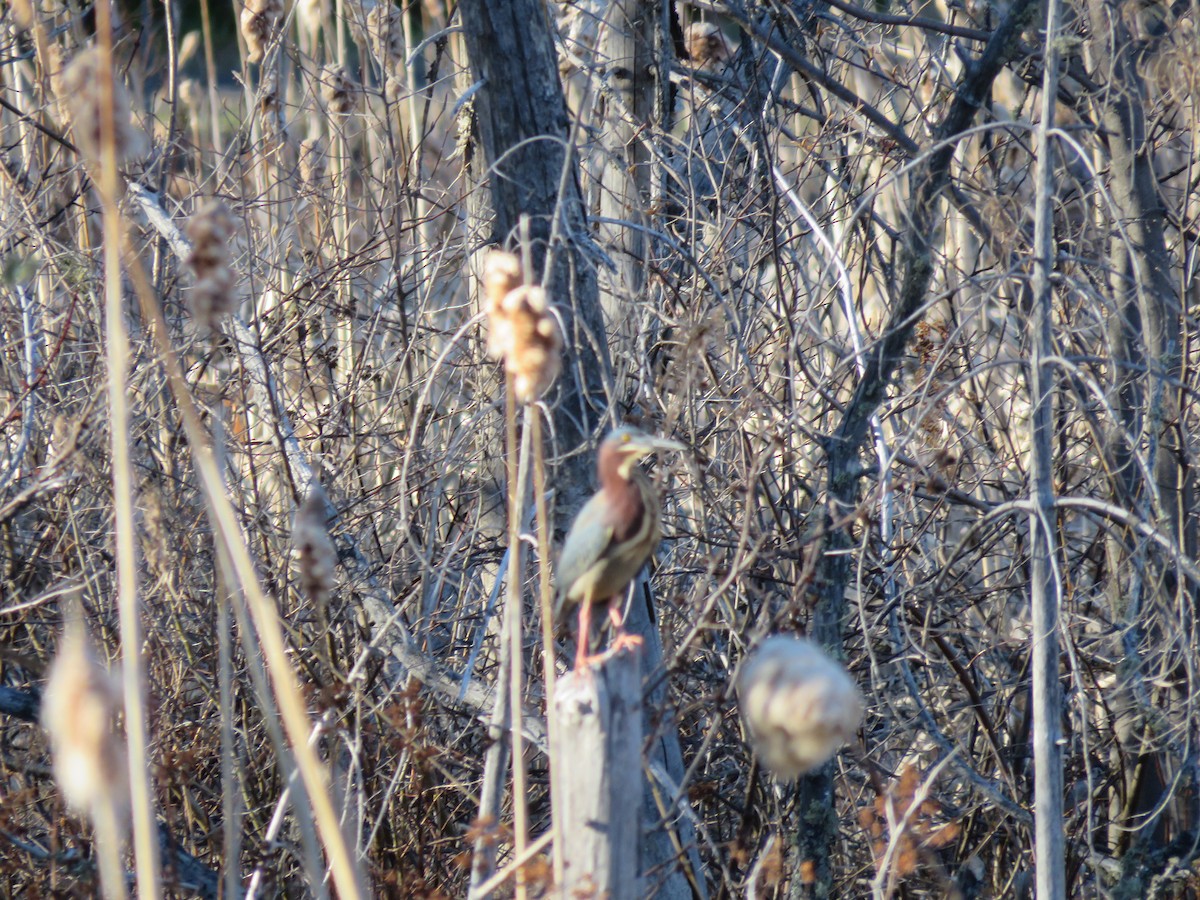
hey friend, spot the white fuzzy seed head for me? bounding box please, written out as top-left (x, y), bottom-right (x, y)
top-left (482, 250), bottom-right (524, 359)
top-left (185, 199), bottom-right (237, 330)
top-left (500, 286), bottom-right (563, 403)
top-left (737, 636), bottom-right (863, 779)
top-left (364, 4), bottom-right (405, 75)
top-left (293, 481), bottom-right (337, 611)
top-left (41, 617), bottom-right (129, 820)
top-left (241, 0), bottom-right (283, 64)
top-left (481, 251), bottom-right (562, 403)
top-left (686, 22), bottom-right (734, 71)
top-left (59, 47), bottom-right (140, 167)
top-left (320, 64), bottom-right (358, 116)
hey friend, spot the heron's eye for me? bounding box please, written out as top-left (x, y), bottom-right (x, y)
top-left (621, 433), bottom-right (631, 444)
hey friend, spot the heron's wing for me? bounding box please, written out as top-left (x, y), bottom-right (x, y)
top-left (555, 493), bottom-right (616, 603)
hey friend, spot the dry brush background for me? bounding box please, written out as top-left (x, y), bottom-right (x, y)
top-left (1, 0), bottom-right (1199, 896)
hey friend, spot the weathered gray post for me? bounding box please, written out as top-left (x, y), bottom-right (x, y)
top-left (551, 647), bottom-right (643, 896)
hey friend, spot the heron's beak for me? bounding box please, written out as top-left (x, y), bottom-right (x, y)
top-left (647, 436), bottom-right (686, 454)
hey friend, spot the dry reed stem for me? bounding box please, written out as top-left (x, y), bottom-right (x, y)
top-left (530, 406), bottom-right (563, 885)
top-left (89, 6), bottom-right (161, 895)
top-left (116, 211), bottom-right (368, 899)
top-left (505, 381), bottom-right (529, 900)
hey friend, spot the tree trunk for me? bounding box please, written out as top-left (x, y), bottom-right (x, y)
top-left (458, 0), bottom-right (610, 515)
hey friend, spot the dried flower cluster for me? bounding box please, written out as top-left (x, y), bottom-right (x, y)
top-left (483, 251), bottom-right (563, 403)
top-left (737, 636), bottom-right (863, 778)
top-left (41, 617), bottom-right (128, 821)
top-left (364, 4), bottom-right (405, 75)
top-left (320, 64), bottom-right (358, 116)
top-left (59, 47), bottom-right (139, 167)
top-left (241, 0), bottom-right (283, 64)
top-left (685, 22), bottom-right (734, 71)
top-left (293, 481), bottom-right (337, 611)
top-left (858, 766), bottom-right (960, 879)
top-left (185, 199), bottom-right (237, 330)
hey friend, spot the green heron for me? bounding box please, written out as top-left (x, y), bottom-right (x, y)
top-left (554, 426), bottom-right (685, 670)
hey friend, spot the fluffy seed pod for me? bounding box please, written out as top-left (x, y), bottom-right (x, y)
top-left (11, 0), bottom-right (34, 29)
top-left (320, 64), bottom-right (358, 116)
top-left (59, 47), bottom-right (139, 167)
top-left (293, 481), bottom-right (337, 611)
top-left (482, 250), bottom-right (524, 359)
top-left (482, 251), bottom-right (562, 403)
top-left (241, 0), bottom-right (283, 64)
top-left (41, 617), bottom-right (129, 820)
top-left (297, 0), bottom-right (328, 46)
top-left (298, 136), bottom-right (327, 188)
top-left (185, 199), bottom-right (237, 330)
top-left (499, 286), bottom-right (563, 403)
top-left (685, 22), bottom-right (734, 71)
top-left (737, 636), bottom-right (863, 779)
top-left (364, 4), bottom-right (405, 75)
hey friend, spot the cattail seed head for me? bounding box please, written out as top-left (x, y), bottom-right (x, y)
top-left (320, 64), bottom-right (358, 116)
top-left (482, 251), bottom-right (563, 403)
top-left (498, 286), bottom-right (563, 404)
top-left (59, 47), bottom-right (140, 167)
top-left (297, 0), bottom-right (328, 44)
top-left (364, 4), bottom-right (405, 75)
top-left (185, 199), bottom-right (237, 330)
top-left (737, 636), bottom-right (863, 779)
top-left (298, 136), bottom-right (328, 189)
top-left (483, 250), bottom-right (524, 359)
top-left (241, 0), bottom-right (283, 64)
top-left (11, 0), bottom-right (34, 29)
top-left (685, 22), bottom-right (734, 71)
top-left (41, 617), bottom-right (129, 820)
top-left (293, 481), bottom-right (337, 611)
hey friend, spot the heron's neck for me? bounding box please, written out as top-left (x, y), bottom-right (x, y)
top-left (599, 466), bottom-right (646, 542)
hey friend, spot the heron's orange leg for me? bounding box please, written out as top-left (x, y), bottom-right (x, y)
top-left (573, 599), bottom-right (593, 671)
top-left (607, 605), bottom-right (643, 654)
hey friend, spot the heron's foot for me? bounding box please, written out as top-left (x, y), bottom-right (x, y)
top-left (608, 632), bottom-right (644, 655)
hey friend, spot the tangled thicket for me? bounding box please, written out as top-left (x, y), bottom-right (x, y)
top-left (1, 0), bottom-right (1199, 897)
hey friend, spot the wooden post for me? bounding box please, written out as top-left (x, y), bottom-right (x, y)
top-left (551, 647), bottom-right (643, 897)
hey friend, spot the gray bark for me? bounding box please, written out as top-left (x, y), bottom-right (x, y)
top-left (459, 6), bottom-right (703, 896)
top-left (595, 0), bottom-right (654, 328)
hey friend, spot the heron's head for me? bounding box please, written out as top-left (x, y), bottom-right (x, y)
top-left (599, 426), bottom-right (686, 480)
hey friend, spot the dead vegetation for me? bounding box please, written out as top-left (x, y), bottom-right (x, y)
top-left (0, 0), bottom-right (1199, 897)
